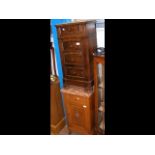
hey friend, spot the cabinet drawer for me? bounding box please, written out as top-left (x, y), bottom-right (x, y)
top-left (63, 40), bottom-right (82, 51)
top-left (63, 91), bottom-right (88, 108)
top-left (69, 94), bottom-right (85, 104)
top-left (64, 53), bottom-right (84, 65)
top-left (65, 67), bottom-right (85, 78)
top-left (57, 24), bottom-right (85, 37)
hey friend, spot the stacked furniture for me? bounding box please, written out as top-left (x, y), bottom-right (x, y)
top-left (56, 20), bottom-right (97, 134)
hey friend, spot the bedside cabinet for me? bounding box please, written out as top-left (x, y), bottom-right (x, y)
top-left (61, 86), bottom-right (94, 135)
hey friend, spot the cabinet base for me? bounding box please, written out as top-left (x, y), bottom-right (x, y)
top-left (64, 78), bottom-right (94, 91)
top-left (51, 117), bottom-right (66, 135)
top-left (68, 127), bottom-right (95, 135)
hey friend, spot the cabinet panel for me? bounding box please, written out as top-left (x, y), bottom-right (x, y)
top-left (63, 40), bottom-right (82, 51)
top-left (64, 53), bottom-right (84, 66)
top-left (69, 103), bottom-right (87, 129)
top-left (69, 94), bottom-right (85, 104)
top-left (67, 99), bottom-right (90, 133)
top-left (57, 24), bottom-right (85, 38)
top-left (64, 66), bottom-right (85, 78)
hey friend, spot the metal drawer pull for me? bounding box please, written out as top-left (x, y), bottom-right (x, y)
top-left (76, 42), bottom-right (80, 45)
top-left (75, 97), bottom-right (80, 100)
top-left (83, 105), bottom-right (87, 108)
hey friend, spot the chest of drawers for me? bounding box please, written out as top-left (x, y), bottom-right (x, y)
top-left (56, 20), bottom-right (97, 90)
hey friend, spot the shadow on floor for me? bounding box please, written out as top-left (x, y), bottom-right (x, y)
top-left (51, 126), bottom-right (80, 135)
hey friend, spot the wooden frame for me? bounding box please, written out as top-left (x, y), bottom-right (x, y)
top-left (94, 55), bottom-right (105, 134)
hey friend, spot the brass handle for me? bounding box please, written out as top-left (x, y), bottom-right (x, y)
top-left (83, 105), bottom-right (87, 108)
top-left (76, 42), bottom-right (80, 46)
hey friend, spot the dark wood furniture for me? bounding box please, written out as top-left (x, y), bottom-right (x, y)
top-left (61, 86), bottom-right (94, 135)
top-left (94, 54), bottom-right (105, 134)
top-left (56, 20), bottom-right (97, 90)
top-left (50, 77), bottom-right (65, 134)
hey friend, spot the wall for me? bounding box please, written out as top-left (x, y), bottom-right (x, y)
top-left (96, 19), bottom-right (105, 47)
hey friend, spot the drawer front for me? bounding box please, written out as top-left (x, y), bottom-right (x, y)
top-left (63, 40), bottom-right (82, 51)
top-left (69, 94), bottom-right (85, 104)
top-left (64, 67), bottom-right (85, 78)
top-left (58, 24), bottom-right (85, 37)
top-left (63, 93), bottom-right (87, 111)
top-left (64, 53), bottom-right (84, 65)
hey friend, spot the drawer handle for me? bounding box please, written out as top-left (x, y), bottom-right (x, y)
top-left (62, 28), bottom-right (65, 31)
top-left (83, 105), bottom-right (87, 108)
top-left (76, 42), bottom-right (80, 46)
top-left (75, 97), bottom-right (80, 101)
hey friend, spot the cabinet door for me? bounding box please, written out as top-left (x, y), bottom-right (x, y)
top-left (64, 94), bottom-right (91, 133)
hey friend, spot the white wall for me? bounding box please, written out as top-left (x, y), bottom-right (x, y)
top-left (50, 35), bottom-right (58, 76)
top-left (96, 19), bottom-right (105, 47)
top-left (97, 27), bottom-right (105, 47)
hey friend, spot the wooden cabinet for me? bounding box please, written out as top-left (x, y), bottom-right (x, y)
top-left (50, 76), bottom-right (65, 134)
top-left (56, 20), bottom-right (97, 90)
top-left (61, 86), bottom-right (94, 134)
top-left (93, 55), bottom-right (105, 134)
